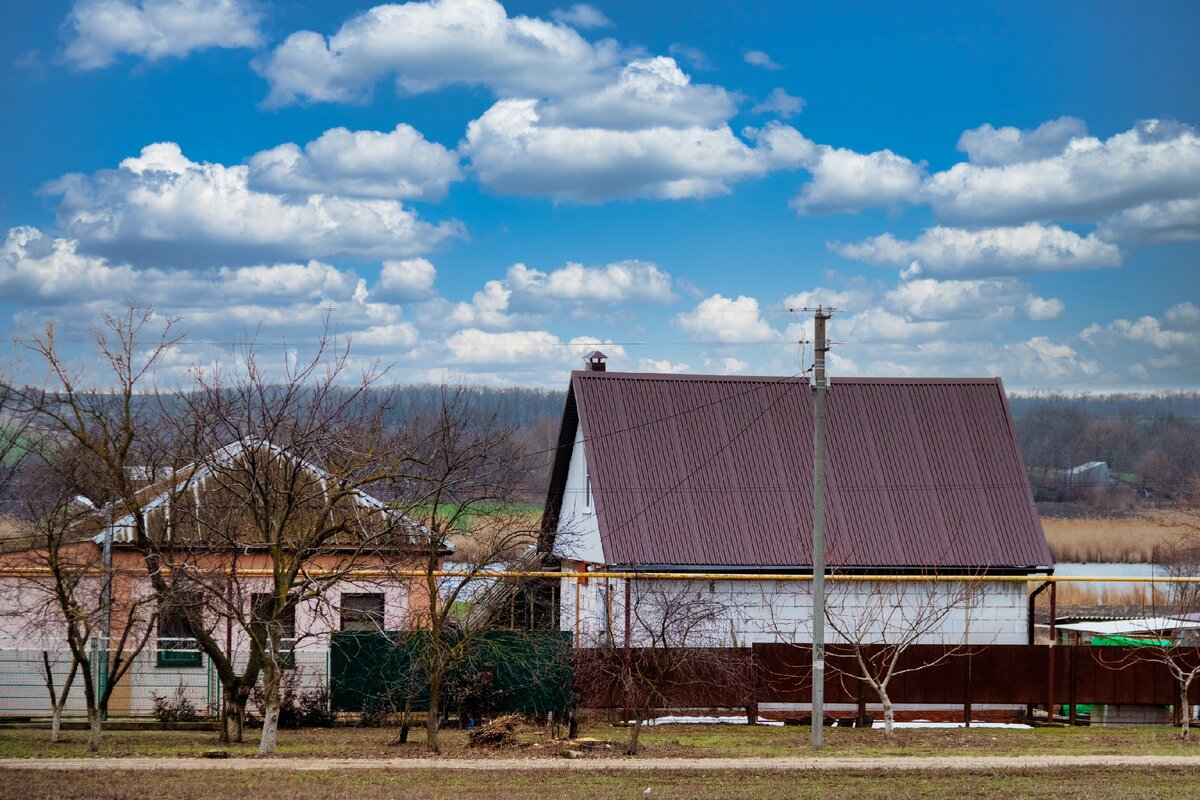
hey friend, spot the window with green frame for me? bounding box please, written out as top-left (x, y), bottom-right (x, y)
top-left (156, 600), bottom-right (202, 668)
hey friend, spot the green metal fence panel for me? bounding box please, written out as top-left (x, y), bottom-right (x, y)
top-left (330, 631), bottom-right (573, 716)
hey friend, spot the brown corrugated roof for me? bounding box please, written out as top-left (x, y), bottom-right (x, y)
top-left (545, 371), bottom-right (1051, 571)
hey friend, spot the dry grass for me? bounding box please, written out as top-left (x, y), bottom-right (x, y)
top-left (4, 766), bottom-right (1199, 800)
top-left (1042, 511), bottom-right (1194, 563)
top-left (3, 722), bottom-right (1200, 761)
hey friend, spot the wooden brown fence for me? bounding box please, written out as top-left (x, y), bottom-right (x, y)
top-left (574, 644), bottom-right (1200, 712)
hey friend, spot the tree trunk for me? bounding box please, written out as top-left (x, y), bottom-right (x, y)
top-left (87, 706), bottom-right (102, 753)
top-left (880, 688), bottom-right (895, 740)
top-left (258, 660), bottom-right (281, 756)
top-left (50, 706), bottom-right (63, 744)
top-left (426, 674), bottom-right (441, 754)
top-left (1181, 679), bottom-right (1192, 740)
top-left (627, 711), bottom-right (643, 755)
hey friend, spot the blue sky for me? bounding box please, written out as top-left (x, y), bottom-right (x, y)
top-left (1, 0), bottom-right (1197, 389)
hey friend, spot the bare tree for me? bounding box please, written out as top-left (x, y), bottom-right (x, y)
top-left (1096, 506), bottom-right (1200, 738)
top-left (824, 576), bottom-right (982, 739)
top-left (4, 309), bottom-right (182, 751)
top-left (1, 451), bottom-right (158, 751)
top-left (575, 580), bottom-right (749, 755)
top-left (150, 331), bottom-right (422, 754)
top-left (387, 387), bottom-right (542, 754)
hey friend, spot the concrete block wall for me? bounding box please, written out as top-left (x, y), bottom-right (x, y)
top-left (561, 576), bottom-right (1029, 647)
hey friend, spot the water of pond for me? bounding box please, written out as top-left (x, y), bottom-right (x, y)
top-left (1055, 562), bottom-right (1164, 603)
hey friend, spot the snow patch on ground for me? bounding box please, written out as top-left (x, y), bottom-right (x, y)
top-left (645, 715), bottom-right (1031, 730)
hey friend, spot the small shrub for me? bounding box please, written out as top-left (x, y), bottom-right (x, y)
top-left (251, 674), bottom-right (335, 728)
top-left (151, 683), bottom-right (201, 728)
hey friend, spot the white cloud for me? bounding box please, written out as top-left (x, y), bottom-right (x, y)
top-left (462, 100), bottom-right (812, 201)
top-left (839, 308), bottom-right (947, 342)
top-left (375, 258), bottom-right (437, 301)
top-left (247, 123), bottom-right (462, 201)
top-left (256, 0), bottom-right (623, 106)
top-left (1165, 301), bottom-right (1200, 329)
top-left (743, 50), bottom-right (780, 70)
top-left (63, 0), bottom-right (263, 70)
top-left (886, 278), bottom-right (1063, 322)
top-left (1096, 196), bottom-right (1200, 245)
top-left (550, 3), bottom-right (612, 28)
top-left (956, 117), bottom-right (1087, 166)
top-left (674, 294), bottom-right (779, 343)
top-left (444, 328), bottom-right (617, 365)
top-left (215, 260), bottom-right (359, 302)
top-left (417, 258), bottom-right (677, 329)
top-left (791, 145), bottom-right (925, 215)
top-left (504, 260), bottom-right (675, 307)
top-left (752, 88), bottom-right (804, 119)
top-left (538, 56), bottom-right (738, 130)
top-left (1, 226), bottom-right (139, 303)
top-left (925, 120), bottom-right (1200, 225)
top-left (44, 142), bottom-right (462, 267)
top-left (831, 223), bottom-right (1122, 276)
top-left (1081, 312), bottom-right (1200, 352)
top-left (638, 357), bottom-right (691, 373)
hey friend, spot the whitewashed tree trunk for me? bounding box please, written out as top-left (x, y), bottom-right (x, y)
top-left (880, 687), bottom-right (895, 739)
top-left (1181, 678), bottom-right (1193, 740)
top-left (50, 708), bottom-right (63, 744)
top-left (258, 658), bottom-right (281, 755)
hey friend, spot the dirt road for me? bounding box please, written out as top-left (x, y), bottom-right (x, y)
top-left (4, 754), bottom-right (1200, 772)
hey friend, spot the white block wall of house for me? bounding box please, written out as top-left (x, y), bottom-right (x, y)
top-left (551, 430), bottom-right (603, 564)
top-left (0, 580), bottom-right (412, 717)
top-left (559, 575), bottom-right (1029, 648)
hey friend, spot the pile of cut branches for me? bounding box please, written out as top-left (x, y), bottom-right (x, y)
top-left (469, 714), bottom-right (523, 748)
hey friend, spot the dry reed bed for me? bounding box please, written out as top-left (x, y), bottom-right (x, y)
top-left (1042, 511), bottom-right (1195, 563)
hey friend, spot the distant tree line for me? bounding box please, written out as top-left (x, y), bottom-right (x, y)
top-left (1012, 393), bottom-right (1200, 496)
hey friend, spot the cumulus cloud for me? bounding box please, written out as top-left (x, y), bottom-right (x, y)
top-left (462, 101), bottom-right (812, 201)
top-left (418, 259), bottom-right (676, 329)
top-left (791, 145), bottom-right (925, 215)
top-left (674, 294), bottom-right (779, 343)
top-left (550, 3), bottom-right (612, 28)
top-left (925, 119), bottom-right (1200, 225)
top-left (956, 116), bottom-right (1088, 166)
top-left (830, 223), bottom-right (1122, 276)
top-left (375, 258), bottom-right (438, 301)
top-left (743, 50), bottom-right (781, 70)
top-left (1081, 310), bottom-right (1200, 352)
top-left (63, 0), bottom-right (263, 70)
top-left (1096, 196), bottom-right (1200, 245)
top-left (247, 123), bottom-right (462, 201)
top-left (1, 226), bottom-right (139, 303)
top-left (43, 142), bottom-right (462, 267)
top-left (885, 277), bottom-right (1063, 322)
top-left (752, 88), bottom-right (804, 119)
top-left (1, 226), bottom-right (373, 311)
top-left (538, 56), bottom-right (738, 130)
top-left (255, 0), bottom-right (623, 106)
top-left (504, 260), bottom-right (675, 307)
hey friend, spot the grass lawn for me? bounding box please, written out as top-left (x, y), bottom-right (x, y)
top-left (1, 766), bottom-right (1197, 800)
top-left (2, 722), bottom-right (1200, 760)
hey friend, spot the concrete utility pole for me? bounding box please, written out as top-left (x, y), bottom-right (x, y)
top-left (810, 307), bottom-right (830, 751)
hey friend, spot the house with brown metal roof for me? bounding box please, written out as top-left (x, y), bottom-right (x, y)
top-left (542, 357), bottom-right (1053, 652)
